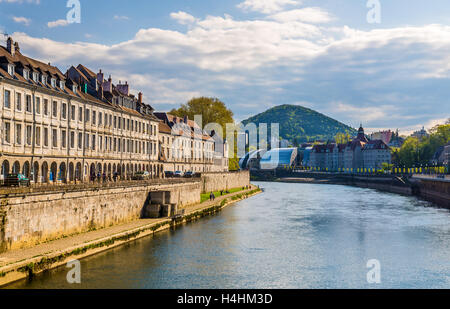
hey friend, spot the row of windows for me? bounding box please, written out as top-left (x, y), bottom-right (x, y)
top-left (7, 65), bottom-right (64, 89)
top-left (3, 122), bottom-right (158, 155)
top-left (3, 90), bottom-right (157, 135)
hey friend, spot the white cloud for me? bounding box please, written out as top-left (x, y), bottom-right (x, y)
top-left (237, 0), bottom-right (300, 14)
top-left (47, 19), bottom-right (69, 28)
top-left (12, 16), bottom-right (31, 26)
top-left (170, 11), bottom-right (197, 25)
top-left (10, 8), bottom-right (450, 131)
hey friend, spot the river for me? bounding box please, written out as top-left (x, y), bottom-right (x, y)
top-left (7, 182), bottom-right (450, 289)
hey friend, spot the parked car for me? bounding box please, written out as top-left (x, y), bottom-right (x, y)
top-left (164, 171), bottom-right (175, 178)
top-left (183, 171), bottom-right (195, 178)
top-left (131, 171), bottom-right (150, 180)
top-left (174, 171), bottom-right (184, 178)
top-left (4, 173), bottom-right (30, 187)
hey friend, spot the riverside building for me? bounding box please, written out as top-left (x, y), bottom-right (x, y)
top-left (0, 37), bottom-right (162, 183)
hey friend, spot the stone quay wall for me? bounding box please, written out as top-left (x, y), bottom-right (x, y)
top-left (201, 171), bottom-right (250, 193)
top-left (0, 172), bottom-right (249, 252)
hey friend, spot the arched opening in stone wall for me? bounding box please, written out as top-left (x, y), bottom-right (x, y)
top-left (33, 161), bottom-right (39, 183)
top-left (50, 162), bottom-right (57, 182)
top-left (12, 161), bottom-right (20, 174)
top-left (41, 162), bottom-right (49, 183)
top-left (68, 162), bottom-right (74, 182)
top-left (2, 160), bottom-right (10, 179)
top-left (75, 162), bottom-right (82, 181)
top-left (59, 162), bottom-right (67, 183)
top-left (22, 161), bottom-right (30, 178)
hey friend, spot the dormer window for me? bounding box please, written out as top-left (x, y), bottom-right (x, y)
top-left (23, 69), bottom-right (29, 80)
top-left (7, 64), bottom-right (15, 76)
top-left (33, 72), bottom-right (39, 82)
top-left (60, 81), bottom-right (65, 90)
top-left (72, 85), bottom-right (77, 94)
top-left (42, 75), bottom-right (47, 85)
top-left (51, 78), bottom-right (56, 88)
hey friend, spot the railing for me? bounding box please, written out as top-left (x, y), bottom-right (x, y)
top-left (0, 177), bottom-right (201, 197)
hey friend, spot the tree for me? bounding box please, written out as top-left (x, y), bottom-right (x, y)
top-left (170, 97), bottom-right (234, 138)
top-left (335, 132), bottom-right (352, 144)
top-left (170, 97), bottom-right (239, 170)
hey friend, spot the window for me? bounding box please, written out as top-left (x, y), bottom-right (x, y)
top-left (26, 125), bottom-right (32, 145)
top-left (52, 129), bottom-right (57, 147)
top-left (118, 117), bottom-right (121, 129)
top-left (85, 133), bottom-right (90, 149)
top-left (23, 70), bottom-right (29, 80)
top-left (113, 116), bottom-right (117, 128)
top-left (99, 135), bottom-right (103, 150)
top-left (113, 138), bottom-right (117, 152)
top-left (16, 93), bottom-right (22, 111)
top-left (52, 101), bottom-right (58, 117)
top-left (26, 95), bottom-right (32, 113)
top-left (78, 107), bottom-right (83, 121)
top-left (78, 132), bottom-right (82, 149)
top-left (15, 124), bottom-right (22, 145)
top-left (99, 112), bottom-right (102, 125)
top-left (70, 131), bottom-right (75, 149)
top-left (35, 127), bottom-right (41, 146)
top-left (72, 85), bottom-right (77, 94)
top-left (44, 99), bottom-right (49, 115)
top-left (92, 134), bottom-right (96, 150)
top-left (33, 72), bottom-right (39, 82)
top-left (41, 75), bottom-right (47, 85)
top-left (51, 78), bottom-right (56, 88)
top-left (127, 119), bottom-right (130, 130)
top-left (92, 111), bottom-right (96, 125)
top-left (4, 122), bottom-right (10, 143)
top-left (109, 114), bottom-right (112, 126)
top-left (43, 127), bottom-right (49, 147)
top-left (4, 90), bottom-right (10, 108)
top-left (62, 103), bottom-right (67, 119)
top-left (61, 130), bottom-right (66, 148)
top-left (60, 81), bottom-right (65, 90)
top-left (85, 109), bottom-right (90, 122)
top-left (7, 64), bottom-right (14, 76)
top-left (36, 97), bottom-right (41, 114)
top-left (71, 105), bottom-right (75, 120)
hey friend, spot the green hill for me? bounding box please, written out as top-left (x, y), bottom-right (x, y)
top-left (241, 104), bottom-right (356, 143)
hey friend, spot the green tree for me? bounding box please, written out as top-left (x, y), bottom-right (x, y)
top-left (170, 97), bottom-right (234, 138)
top-left (170, 97), bottom-right (239, 170)
top-left (335, 132), bottom-right (352, 144)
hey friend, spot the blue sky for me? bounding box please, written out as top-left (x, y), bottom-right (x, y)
top-left (1, 0), bottom-right (450, 134)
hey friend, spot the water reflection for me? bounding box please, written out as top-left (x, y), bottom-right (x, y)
top-left (7, 182), bottom-right (450, 289)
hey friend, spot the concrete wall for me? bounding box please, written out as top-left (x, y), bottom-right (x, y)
top-left (201, 171), bottom-right (250, 193)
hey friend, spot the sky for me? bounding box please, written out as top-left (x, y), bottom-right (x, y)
top-left (1, 0), bottom-right (450, 134)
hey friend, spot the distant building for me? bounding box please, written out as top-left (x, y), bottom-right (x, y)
top-left (308, 125), bottom-right (391, 171)
top-left (371, 130), bottom-right (393, 145)
top-left (431, 142), bottom-right (450, 166)
top-left (412, 127), bottom-right (429, 139)
top-left (259, 148), bottom-right (298, 170)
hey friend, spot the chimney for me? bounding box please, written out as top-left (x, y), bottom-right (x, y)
top-left (117, 80), bottom-right (129, 96)
top-left (14, 42), bottom-right (20, 53)
top-left (97, 69), bottom-right (104, 84)
top-left (138, 92), bottom-right (143, 104)
top-left (7, 37), bottom-right (15, 56)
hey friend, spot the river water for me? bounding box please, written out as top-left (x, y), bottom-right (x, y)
top-left (7, 182), bottom-right (450, 289)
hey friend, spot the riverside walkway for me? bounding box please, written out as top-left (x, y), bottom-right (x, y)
top-left (0, 185), bottom-right (259, 285)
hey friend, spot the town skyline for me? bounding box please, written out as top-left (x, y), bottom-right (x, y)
top-left (0, 0), bottom-right (449, 134)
